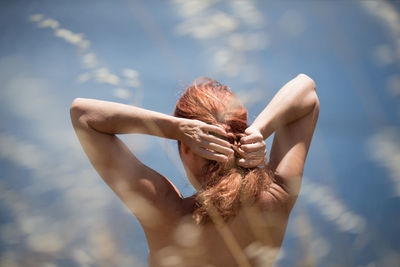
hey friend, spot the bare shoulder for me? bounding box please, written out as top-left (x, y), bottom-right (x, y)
top-left (256, 179), bottom-right (294, 214)
top-left (70, 99), bottom-right (185, 232)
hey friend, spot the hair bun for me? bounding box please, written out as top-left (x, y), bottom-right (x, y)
top-left (220, 128), bottom-right (246, 170)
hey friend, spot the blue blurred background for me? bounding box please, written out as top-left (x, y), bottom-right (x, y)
top-left (0, 0), bottom-right (399, 266)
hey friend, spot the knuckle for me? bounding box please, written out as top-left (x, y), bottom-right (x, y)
top-left (242, 147), bottom-right (250, 152)
top-left (261, 142), bottom-right (266, 147)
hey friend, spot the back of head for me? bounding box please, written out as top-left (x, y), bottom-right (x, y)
top-left (174, 77), bottom-right (247, 133)
top-left (174, 77), bottom-right (273, 224)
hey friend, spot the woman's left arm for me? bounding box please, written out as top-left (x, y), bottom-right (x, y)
top-left (70, 98), bottom-right (232, 228)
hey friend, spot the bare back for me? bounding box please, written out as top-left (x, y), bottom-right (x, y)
top-left (146, 182), bottom-right (292, 267)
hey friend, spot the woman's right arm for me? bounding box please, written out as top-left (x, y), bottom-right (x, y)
top-left (70, 98), bottom-right (232, 229)
top-left (243, 74), bottom-right (319, 203)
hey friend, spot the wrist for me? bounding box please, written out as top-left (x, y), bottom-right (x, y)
top-left (246, 125), bottom-right (263, 137)
top-left (173, 117), bottom-right (186, 141)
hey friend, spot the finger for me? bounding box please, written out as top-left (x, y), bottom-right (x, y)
top-left (202, 133), bottom-right (231, 148)
top-left (202, 124), bottom-right (227, 137)
top-left (196, 147), bottom-right (228, 162)
top-left (236, 158), bottom-right (264, 168)
top-left (236, 146), bottom-right (246, 158)
top-left (239, 150), bottom-right (266, 160)
top-left (244, 127), bottom-right (260, 135)
top-left (240, 134), bottom-right (263, 144)
top-left (200, 140), bottom-right (234, 156)
top-left (240, 142), bottom-right (266, 152)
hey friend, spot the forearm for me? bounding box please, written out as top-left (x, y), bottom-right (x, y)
top-left (250, 73), bottom-right (318, 139)
top-left (70, 98), bottom-right (181, 139)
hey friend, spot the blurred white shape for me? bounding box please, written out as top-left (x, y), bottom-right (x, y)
top-left (230, 0), bottom-right (264, 27)
top-left (374, 44), bottom-right (395, 65)
top-left (172, 0), bottom-right (219, 17)
top-left (88, 225), bottom-right (116, 259)
top-left (123, 68), bottom-right (139, 79)
top-left (120, 255), bottom-right (146, 267)
top-left (207, 12), bottom-right (238, 32)
top-left (155, 246), bottom-right (183, 267)
top-left (29, 14), bottom-right (141, 97)
top-left (279, 10), bottom-right (306, 37)
top-left (95, 67), bottom-right (120, 86)
top-left (26, 232), bottom-right (64, 253)
top-left (311, 237), bottom-right (330, 259)
top-left (174, 221), bottom-right (201, 247)
top-left (213, 48), bottom-right (241, 76)
top-left (126, 78), bottom-right (140, 88)
top-left (0, 134), bottom-right (49, 171)
top-left (38, 18), bottom-right (59, 29)
top-left (30, 14), bottom-right (92, 59)
top-left (244, 241), bottom-right (279, 267)
top-left (175, 12), bottom-right (238, 39)
top-left (29, 14), bottom-right (44, 22)
top-left (228, 32), bottom-right (269, 51)
top-left (360, 1), bottom-right (400, 63)
top-left (386, 74), bottom-right (400, 97)
top-left (246, 32), bottom-right (270, 50)
top-left (65, 185), bottom-right (110, 207)
top-left (161, 255), bottom-right (183, 266)
top-left (236, 88), bottom-right (264, 106)
top-left (123, 68), bottom-right (141, 88)
top-left (367, 127), bottom-right (400, 196)
top-left (361, 1), bottom-right (400, 37)
top-left (78, 72), bottom-right (91, 83)
top-left (228, 34), bottom-right (246, 50)
top-left (214, 48), bottom-right (232, 67)
top-left (72, 249), bottom-right (94, 266)
top-left (171, 0), bottom-right (268, 83)
top-left (113, 88), bottom-right (132, 100)
top-left (120, 191), bottom-right (162, 228)
top-left (54, 28), bottom-right (90, 49)
top-left (301, 181), bottom-right (367, 234)
top-left (337, 212), bottom-right (359, 232)
top-left (241, 64), bottom-right (260, 83)
top-left (82, 53), bottom-right (98, 69)
top-left (119, 134), bottom-right (151, 155)
top-left (19, 215), bottom-right (46, 235)
top-left (320, 201), bottom-right (343, 221)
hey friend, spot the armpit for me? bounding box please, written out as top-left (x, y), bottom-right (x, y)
top-left (260, 182), bottom-right (296, 214)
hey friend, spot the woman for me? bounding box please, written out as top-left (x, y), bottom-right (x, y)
top-left (70, 74), bottom-right (319, 267)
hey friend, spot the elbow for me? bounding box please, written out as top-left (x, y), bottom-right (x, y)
top-left (296, 74), bottom-right (319, 109)
top-left (313, 93), bottom-right (320, 112)
top-left (297, 73), bottom-right (316, 91)
top-left (70, 98), bottom-right (90, 125)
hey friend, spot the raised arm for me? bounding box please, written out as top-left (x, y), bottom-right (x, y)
top-left (244, 74), bottom-right (319, 204)
top-left (69, 98), bottom-right (232, 229)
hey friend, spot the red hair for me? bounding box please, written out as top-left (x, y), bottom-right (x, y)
top-left (174, 77), bottom-right (274, 224)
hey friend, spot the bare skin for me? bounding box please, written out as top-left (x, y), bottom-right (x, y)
top-left (70, 73), bottom-right (319, 267)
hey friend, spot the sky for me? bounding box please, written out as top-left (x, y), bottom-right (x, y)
top-left (0, 0), bottom-right (400, 266)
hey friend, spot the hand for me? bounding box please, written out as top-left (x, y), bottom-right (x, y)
top-left (178, 118), bottom-right (234, 162)
top-left (236, 127), bottom-right (266, 168)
